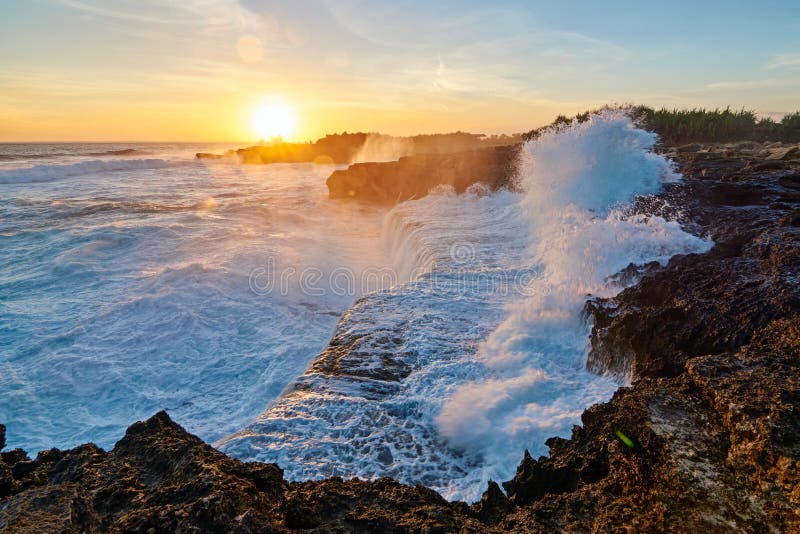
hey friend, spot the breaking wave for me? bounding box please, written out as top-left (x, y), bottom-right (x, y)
top-left (219, 111), bottom-right (712, 501)
top-left (0, 158), bottom-right (191, 184)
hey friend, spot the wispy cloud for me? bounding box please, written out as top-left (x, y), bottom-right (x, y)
top-left (59, 0), bottom-right (192, 25)
top-left (551, 31), bottom-right (631, 64)
top-left (766, 53), bottom-right (800, 70)
top-left (705, 78), bottom-right (799, 90)
top-left (58, 0), bottom-right (242, 29)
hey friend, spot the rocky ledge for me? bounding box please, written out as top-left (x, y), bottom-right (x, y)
top-left (2, 142), bottom-right (800, 532)
top-left (326, 145), bottom-right (519, 203)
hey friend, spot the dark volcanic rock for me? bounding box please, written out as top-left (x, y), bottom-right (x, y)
top-left (587, 144), bottom-right (800, 379)
top-left (499, 318), bottom-right (800, 532)
top-left (326, 145), bottom-right (520, 203)
top-left (0, 412), bottom-right (487, 532)
top-left (3, 141), bottom-right (800, 532)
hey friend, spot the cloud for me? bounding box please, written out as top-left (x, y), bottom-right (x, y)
top-left (59, 0), bottom-right (191, 25)
top-left (551, 31), bottom-right (631, 64)
top-left (58, 0), bottom-right (242, 29)
top-left (766, 53), bottom-right (800, 70)
top-left (705, 78), bottom-right (798, 90)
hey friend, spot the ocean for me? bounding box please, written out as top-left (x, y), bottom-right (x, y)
top-left (0, 112), bottom-right (712, 501)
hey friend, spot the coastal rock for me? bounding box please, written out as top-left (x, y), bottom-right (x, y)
top-left (766, 146), bottom-right (799, 160)
top-left (472, 480), bottom-right (512, 524)
top-left (195, 152), bottom-right (224, 160)
top-left (501, 321), bottom-right (800, 531)
top-left (326, 145), bottom-right (520, 203)
top-left (587, 144), bottom-right (800, 378)
top-left (196, 132), bottom-right (522, 165)
top-left (0, 411), bottom-right (490, 532)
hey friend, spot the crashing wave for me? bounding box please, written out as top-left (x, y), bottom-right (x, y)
top-left (0, 158), bottom-right (190, 184)
top-left (220, 110), bottom-right (712, 501)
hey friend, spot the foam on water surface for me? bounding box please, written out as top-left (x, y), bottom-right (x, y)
top-left (1, 145), bottom-right (388, 452)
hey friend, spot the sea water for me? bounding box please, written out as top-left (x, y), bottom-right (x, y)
top-left (0, 142), bottom-right (388, 451)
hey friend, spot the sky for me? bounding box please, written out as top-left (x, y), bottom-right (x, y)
top-left (1, 0), bottom-right (799, 142)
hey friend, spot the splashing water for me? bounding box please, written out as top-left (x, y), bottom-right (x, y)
top-left (220, 111), bottom-right (712, 501)
top-left (436, 112), bottom-right (711, 493)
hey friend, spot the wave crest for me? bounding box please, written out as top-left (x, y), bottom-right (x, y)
top-left (0, 158), bottom-right (189, 184)
top-left (436, 110), bottom-right (712, 489)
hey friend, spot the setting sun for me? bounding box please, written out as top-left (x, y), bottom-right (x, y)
top-left (252, 101), bottom-right (297, 140)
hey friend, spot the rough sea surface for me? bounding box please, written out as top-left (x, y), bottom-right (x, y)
top-left (0, 142), bottom-right (388, 451)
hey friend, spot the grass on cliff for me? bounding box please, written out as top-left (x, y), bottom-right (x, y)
top-left (524, 106), bottom-right (800, 144)
top-left (633, 106), bottom-right (800, 143)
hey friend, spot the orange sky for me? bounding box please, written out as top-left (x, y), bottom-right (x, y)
top-left (1, 1), bottom-right (798, 142)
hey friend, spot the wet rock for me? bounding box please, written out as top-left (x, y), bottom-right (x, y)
top-left (195, 152), bottom-right (224, 160)
top-left (766, 146), bottom-right (799, 160)
top-left (326, 145), bottom-right (520, 203)
top-left (587, 145), bottom-right (800, 379)
top-left (473, 480), bottom-right (512, 524)
top-left (501, 317), bottom-right (800, 531)
top-left (676, 143), bottom-right (703, 152)
top-left (746, 160), bottom-right (791, 172)
top-left (0, 412), bottom-right (490, 532)
top-left (779, 172), bottom-right (800, 189)
top-left (376, 446), bottom-right (394, 465)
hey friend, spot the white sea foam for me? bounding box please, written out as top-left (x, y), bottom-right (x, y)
top-left (436, 111), bottom-right (712, 494)
top-left (0, 156), bottom-right (388, 453)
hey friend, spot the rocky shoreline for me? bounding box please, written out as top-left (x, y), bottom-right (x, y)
top-left (2, 141), bottom-right (799, 532)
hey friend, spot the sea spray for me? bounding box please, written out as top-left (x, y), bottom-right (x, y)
top-left (220, 111), bottom-right (712, 501)
top-left (437, 110), bottom-right (712, 492)
top-left (352, 135), bottom-right (415, 163)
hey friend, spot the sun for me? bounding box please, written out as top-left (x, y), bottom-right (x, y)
top-left (252, 102), bottom-right (297, 140)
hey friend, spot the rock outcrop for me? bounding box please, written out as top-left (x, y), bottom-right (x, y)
top-left (2, 141), bottom-right (799, 532)
top-left (0, 412), bottom-right (484, 532)
top-left (197, 132), bottom-right (522, 165)
top-left (326, 145), bottom-right (519, 203)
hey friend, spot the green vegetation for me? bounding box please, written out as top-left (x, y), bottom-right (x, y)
top-left (633, 106), bottom-right (800, 143)
top-left (525, 106), bottom-right (800, 144)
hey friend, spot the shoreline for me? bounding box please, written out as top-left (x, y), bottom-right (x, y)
top-left (2, 139), bottom-right (799, 531)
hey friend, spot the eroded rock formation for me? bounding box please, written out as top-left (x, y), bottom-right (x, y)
top-left (326, 145), bottom-right (519, 203)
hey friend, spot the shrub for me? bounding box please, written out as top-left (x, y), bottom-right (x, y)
top-left (524, 106), bottom-right (800, 144)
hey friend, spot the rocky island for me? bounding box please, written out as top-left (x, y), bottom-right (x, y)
top-left (2, 112), bottom-right (800, 532)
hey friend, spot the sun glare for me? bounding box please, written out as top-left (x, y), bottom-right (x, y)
top-left (252, 102), bottom-right (297, 141)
